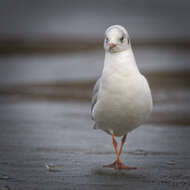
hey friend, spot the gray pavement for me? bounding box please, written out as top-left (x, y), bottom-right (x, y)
top-left (0, 101), bottom-right (190, 190)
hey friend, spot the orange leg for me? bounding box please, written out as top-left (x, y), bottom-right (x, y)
top-left (103, 133), bottom-right (136, 170)
top-left (119, 134), bottom-right (127, 155)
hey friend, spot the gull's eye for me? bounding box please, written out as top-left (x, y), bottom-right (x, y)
top-left (105, 37), bottom-right (109, 43)
top-left (120, 36), bottom-right (124, 42)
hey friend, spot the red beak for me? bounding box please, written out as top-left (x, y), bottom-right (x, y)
top-left (110, 43), bottom-right (116, 48)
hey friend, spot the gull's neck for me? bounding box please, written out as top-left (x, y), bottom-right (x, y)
top-left (103, 48), bottom-right (139, 77)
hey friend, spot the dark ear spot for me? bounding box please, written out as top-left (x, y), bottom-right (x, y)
top-left (120, 36), bottom-right (124, 42)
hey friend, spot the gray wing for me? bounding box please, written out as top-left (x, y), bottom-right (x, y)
top-left (91, 77), bottom-right (101, 120)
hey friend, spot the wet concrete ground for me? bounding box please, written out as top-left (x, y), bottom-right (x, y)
top-left (0, 101), bottom-right (190, 190)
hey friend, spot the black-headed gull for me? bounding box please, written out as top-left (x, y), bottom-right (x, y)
top-left (91, 25), bottom-right (153, 169)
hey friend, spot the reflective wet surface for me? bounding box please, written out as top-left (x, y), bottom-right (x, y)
top-left (0, 101), bottom-right (190, 190)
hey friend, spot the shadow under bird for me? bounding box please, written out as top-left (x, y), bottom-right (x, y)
top-left (91, 25), bottom-right (153, 169)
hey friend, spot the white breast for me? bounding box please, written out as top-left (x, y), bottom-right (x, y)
top-left (93, 49), bottom-right (153, 136)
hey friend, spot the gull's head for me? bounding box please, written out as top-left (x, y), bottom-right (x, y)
top-left (104, 25), bottom-right (130, 53)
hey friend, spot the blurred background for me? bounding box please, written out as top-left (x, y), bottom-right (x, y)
top-left (0, 0), bottom-right (190, 189)
top-left (0, 0), bottom-right (189, 125)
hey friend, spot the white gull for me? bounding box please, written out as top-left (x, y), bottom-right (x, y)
top-left (91, 25), bottom-right (153, 169)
